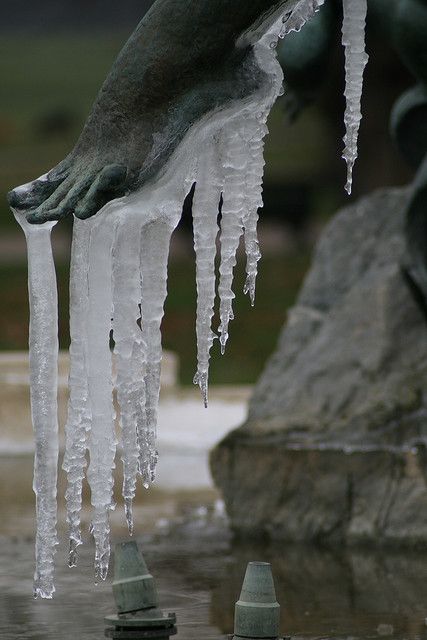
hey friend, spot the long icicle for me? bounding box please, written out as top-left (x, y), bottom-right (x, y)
top-left (112, 212), bottom-right (144, 534)
top-left (341, 0), bottom-right (368, 194)
top-left (85, 214), bottom-right (118, 582)
top-left (139, 217), bottom-right (177, 487)
top-left (242, 117), bottom-right (268, 305)
top-left (13, 212), bottom-right (59, 599)
top-left (192, 138), bottom-right (222, 406)
top-left (218, 124), bottom-right (248, 354)
top-left (62, 218), bottom-right (92, 568)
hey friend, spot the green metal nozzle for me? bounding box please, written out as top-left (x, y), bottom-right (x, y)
top-left (105, 542), bottom-right (177, 640)
top-left (113, 541), bottom-right (158, 614)
top-left (234, 562), bottom-right (281, 640)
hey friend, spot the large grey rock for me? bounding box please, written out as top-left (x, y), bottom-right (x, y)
top-left (211, 188), bottom-right (427, 546)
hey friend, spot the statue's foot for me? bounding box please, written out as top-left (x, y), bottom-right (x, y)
top-left (8, 46), bottom-right (269, 223)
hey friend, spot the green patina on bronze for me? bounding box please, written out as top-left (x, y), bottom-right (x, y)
top-left (8, 0), bottom-right (292, 223)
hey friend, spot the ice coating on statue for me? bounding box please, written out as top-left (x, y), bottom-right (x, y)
top-left (279, 0), bottom-right (324, 37)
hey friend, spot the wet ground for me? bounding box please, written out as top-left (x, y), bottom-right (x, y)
top-left (2, 383), bottom-right (427, 640)
top-left (3, 506), bottom-right (427, 640)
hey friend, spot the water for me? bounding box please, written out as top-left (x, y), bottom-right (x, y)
top-left (2, 508), bottom-right (427, 640)
top-left (2, 383), bottom-right (427, 639)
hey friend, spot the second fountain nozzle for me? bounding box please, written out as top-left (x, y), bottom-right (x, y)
top-left (232, 561), bottom-right (284, 640)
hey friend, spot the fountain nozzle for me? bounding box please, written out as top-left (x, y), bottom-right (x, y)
top-left (105, 541), bottom-right (177, 640)
top-left (232, 561), bottom-right (285, 640)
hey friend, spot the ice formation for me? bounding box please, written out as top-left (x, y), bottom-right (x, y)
top-left (13, 209), bottom-right (59, 599)
top-left (341, 0), bottom-right (368, 194)
top-left (279, 0), bottom-right (324, 37)
top-left (62, 219), bottom-right (91, 569)
top-left (192, 143), bottom-right (222, 405)
top-left (13, 0), bottom-right (369, 597)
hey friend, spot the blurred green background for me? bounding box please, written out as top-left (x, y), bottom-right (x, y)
top-left (0, 1), bottom-right (414, 384)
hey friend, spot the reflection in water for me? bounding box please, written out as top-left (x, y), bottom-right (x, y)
top-left (3, 506), bottom-right (427, 640)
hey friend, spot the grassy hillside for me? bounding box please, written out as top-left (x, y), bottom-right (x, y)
top-left (0, 33), bottom-right (126, 229)
top-left (0, 250), bottom-right (310, 385)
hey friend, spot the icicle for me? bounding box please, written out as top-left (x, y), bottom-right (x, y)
top-left (132, 334), bottom-right (147, 489)
top-left (192, 139), bottom-right (222, 406)
top-left (62, 218), bottom-right (91, 568)
top-left (218, 125), bottom-right (248, 354)
top-left (85, 213), bottom-right (118, 582)
top-left (112, 212), bottom-right (144, 534)
top-left (241, 117), bottom-right (269, 306)
top-left (13, 212), bottom-right (59, 600)
top-left (341, 0), bottom-right (368, 194)
top-left (138, 216), bottom-right (177, 487)
top-left (280, 0), bottom-right (324, 38)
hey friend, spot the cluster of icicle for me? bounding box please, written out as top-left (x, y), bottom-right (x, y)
top-left (13, 0), bottom-right (368, 599)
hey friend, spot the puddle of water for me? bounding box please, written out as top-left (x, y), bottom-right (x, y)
top-left (2, 510), bottom-right (427, 640)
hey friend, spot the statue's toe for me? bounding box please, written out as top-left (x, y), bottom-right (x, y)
top-left (16, 164), bottom-right (128, 224)
top-left (74, 164), bottom-right (128, 220)
top-left (7, 175), bottom-right (66, 212)
top-left (26, 174), bottom-right (93, 224)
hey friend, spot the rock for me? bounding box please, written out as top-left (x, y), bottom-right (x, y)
top-left (211, 188), bottom-right (427, 545)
